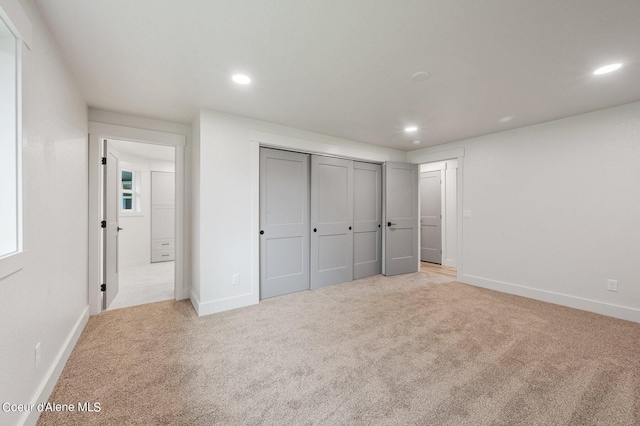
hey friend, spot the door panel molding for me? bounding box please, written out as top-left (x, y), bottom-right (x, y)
top-left (259, 148), bottom-right (310, 299)
top-left (383, 162), bottom-right (419, 276)
top-left (311, 155), bottom-right (353, 289)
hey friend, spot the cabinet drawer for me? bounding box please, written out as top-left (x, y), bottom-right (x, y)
top-left (152, 239), bottom-right (174, 251)
top-left (152, 250), bottom-right (174, 262)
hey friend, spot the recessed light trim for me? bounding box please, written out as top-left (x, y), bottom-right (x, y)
top-left (404, 126), bottom-right (418, 133)
top-left (232, 74), bottom-right (251, 84)
top-left (593, 63), bottom-right (622, 75)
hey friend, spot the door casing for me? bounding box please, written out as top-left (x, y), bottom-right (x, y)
top-left (88, 122), bottom-right (186, 316)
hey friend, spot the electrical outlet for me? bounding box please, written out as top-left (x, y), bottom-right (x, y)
top-left (232, 273), bottom-right (240, 286)
top-left (606, 279), bottom-right (618, 292)
top-left (35, 343), bottom-right (41, 369)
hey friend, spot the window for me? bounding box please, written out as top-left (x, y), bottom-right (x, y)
top-left (0, 14), bottom-right (20, 259)
top-left (120, 169), bottom-right (140, 213)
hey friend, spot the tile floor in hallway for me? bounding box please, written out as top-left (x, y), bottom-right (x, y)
top-left (108, 261), bottom-right (174, 310)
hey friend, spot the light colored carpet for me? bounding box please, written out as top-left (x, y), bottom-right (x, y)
top-left (38, 273), bottom-right (640, 425)
top-left (108, 261), bottom-right (174, 310)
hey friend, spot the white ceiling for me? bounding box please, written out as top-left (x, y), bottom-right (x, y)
top-left (35, 0), bottom-right (640, 151)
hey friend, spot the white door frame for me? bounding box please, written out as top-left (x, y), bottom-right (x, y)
top-left (409, 148), bottom-right (465, 280)
top-left (88, 122), bottom-right (187, 315)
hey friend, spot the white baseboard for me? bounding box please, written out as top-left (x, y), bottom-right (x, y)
top-left (461, 274), bottom-right (640, 323)
top-left (23, 305), bottom-right (89, 426)
top-left (190, 291), bottom-right (258, 316)
top-left (442, 258), bottom-right (456, 268)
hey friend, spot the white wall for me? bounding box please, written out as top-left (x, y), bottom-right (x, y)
top-left (112, 149), bottom-right (175, 270)
top-left (191, 109), bottom-right (406, 316)
top-left (0, 1), bottom-right (88, 425)
top-left (409, 101), bottom-right (640, 322)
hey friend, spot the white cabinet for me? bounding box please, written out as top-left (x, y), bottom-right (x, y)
top-left (151, 171), bottom-right (175, 262)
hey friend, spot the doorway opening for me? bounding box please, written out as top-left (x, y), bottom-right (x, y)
top-left (88, 122), bottom-right (186, 316)
top-left (104, 139), bottom-right (176, 310)
top-left (419, 159), bottom-right (458, 278)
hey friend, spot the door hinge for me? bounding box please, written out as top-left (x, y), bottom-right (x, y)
top-left (100, 284), bottom-right (106, 292)
top-left (101, 157), bottom-right (107, 165)
top-left (101, 221), bottom-right (106, 228)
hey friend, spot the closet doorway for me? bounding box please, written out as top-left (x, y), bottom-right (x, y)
top-left (259, 147), bottom-right (417, 299)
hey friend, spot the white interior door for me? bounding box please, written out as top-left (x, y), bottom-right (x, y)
top-left (103, 142), bottom-right (120, 308)
top-left (420, 170), bottom-right (442, 264)
top-left (259, 148), bottom-right (310, 299)
top-left (353, 161), bottom-right (381, 279)
top-left (311, 155), bottom-right (353, 289)
top-left (383, 162), bottom-right (419, 276)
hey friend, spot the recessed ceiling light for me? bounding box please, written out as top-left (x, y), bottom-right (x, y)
top-left (411, 71), bottom-right (430, 82)
top-left (499, 116), bottom-right (513, 123)
top-left (232, 74), bottom-right (251, 84)
top-left (404, 126), bottom-right (418, 133)
top-left (593, 63), bottom-right (622, 75)
top-left (411, 140), bottom-right (422, 145)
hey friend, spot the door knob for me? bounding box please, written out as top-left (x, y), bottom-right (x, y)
top-left (314, 228), bottom-right (317, 232)
top-left (260, 230), bottom-right (264, 235)
top-left (348, 226), bottom-right (352, 230)
top-left (387, 222), bottom-right (396, 227)
top-left (117, 227), bottom-right (124, 231)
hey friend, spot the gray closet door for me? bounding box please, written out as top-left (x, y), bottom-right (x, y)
top-left (383, 162), bottom-right (419, 276)
top-left (259, 148), bottom-right (310, 299)
top-left (311, 155), bottom-right (353, 289)
top-left (353, 161), bottom-right (381, 279)
top-left (420, 170), bottom-right (442, 264)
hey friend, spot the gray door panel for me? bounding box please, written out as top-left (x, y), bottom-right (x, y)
top-left (383, 162), bottom-right (419, 276)
top-left (260, 148), bottom-right (310, 299)
top-left (353, 162), bottom-right (381, 279)
top-left (420, 171), bottom-right (442, 263)
top-left (311, 155), bottom-right (353, 289)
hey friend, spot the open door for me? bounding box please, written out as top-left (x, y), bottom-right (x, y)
top-left (383, 162), bottom-right (419, 276)
top-left (420, 170), bottom-right (442, 264)
top-left (103, 141), bottom-right (120, 309)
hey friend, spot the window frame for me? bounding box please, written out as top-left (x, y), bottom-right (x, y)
top-left (0, 3), bottom-right (26, 281)
top-left (119, 168), bottom-right (142, 216)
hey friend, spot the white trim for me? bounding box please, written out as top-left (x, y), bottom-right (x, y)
top-left (410, 149), bottom-right (464, 277)
top-left (0, 0), bottom-right (32, 48)
top-left (0, 249), bottom-right (27, 281)
top-left (410, 147), bottom-right (465, 165)
top-left (461, 274), bottom-right (640, 324)
top-left (190, 291), bottom-right (257, 316)
top-left (250, 130), bottom-right (391, 163)
top-left (88, 124), bottom-right (187, 315)
top-left (88, 122), bottom-right (186, 147)
top-left (249, 142), bottom-right (260, 306)
top-left (23, 306), bottom-right (89, 426)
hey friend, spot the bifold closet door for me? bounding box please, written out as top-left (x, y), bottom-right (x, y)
top-left (353, 161), bottom-right (382, 279)
top-left (259, 148), bottom-right (310, 299)
top-left (311, 156), bottom-right (353, 289)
